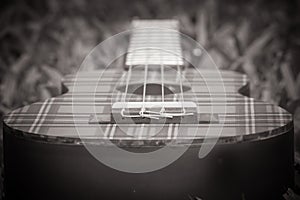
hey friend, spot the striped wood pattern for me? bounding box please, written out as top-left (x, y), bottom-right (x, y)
top-left (3, 20), bottom-right (292, 144)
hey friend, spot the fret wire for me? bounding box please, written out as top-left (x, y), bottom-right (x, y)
top-left (141, 63), bottom-right (148, 115)
top-left (126, 20), bottom-right (183, 66)
top-left (177, 64), bottom-right (186, 113)
top-left (122, 65), bottom-right (132, 102)
top-left (140, 32), bottom-right (150, 115)
top-left (160, 55), bottom-right (165, 112)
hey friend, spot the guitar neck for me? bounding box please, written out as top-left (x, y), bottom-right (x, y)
top-left (126, 19), bottom-right (184, 66)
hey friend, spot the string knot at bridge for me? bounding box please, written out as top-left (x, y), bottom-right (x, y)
top-left (113, 101), bottom-right (198, 124)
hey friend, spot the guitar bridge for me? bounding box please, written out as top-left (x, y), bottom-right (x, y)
top-left (112, 101), bottom-right (197, 124)
top-left (89, 102), bottom-right (219, 124)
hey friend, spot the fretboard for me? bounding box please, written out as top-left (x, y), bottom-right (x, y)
top-left (126, 19), bottom-right (184, 66)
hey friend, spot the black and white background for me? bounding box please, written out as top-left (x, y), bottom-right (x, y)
top-left (0, 0), bottom-right (299, 198)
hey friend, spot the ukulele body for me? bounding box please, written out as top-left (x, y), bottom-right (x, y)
top-left (3, 19), bottom-right (294, 200)
top-left (3, 69), bottom-right (294, 200)
top-left (4, 123), bottom-right (294, 200)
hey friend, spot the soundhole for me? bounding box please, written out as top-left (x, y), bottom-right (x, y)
top-left (117, 83), bottom-right (190, 96)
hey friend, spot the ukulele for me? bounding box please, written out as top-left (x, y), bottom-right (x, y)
top-left (3, 19), bottom-right (294, 200)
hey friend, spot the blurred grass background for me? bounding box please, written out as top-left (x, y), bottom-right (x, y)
top-left (0, 0), bottom-right (299, 198)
